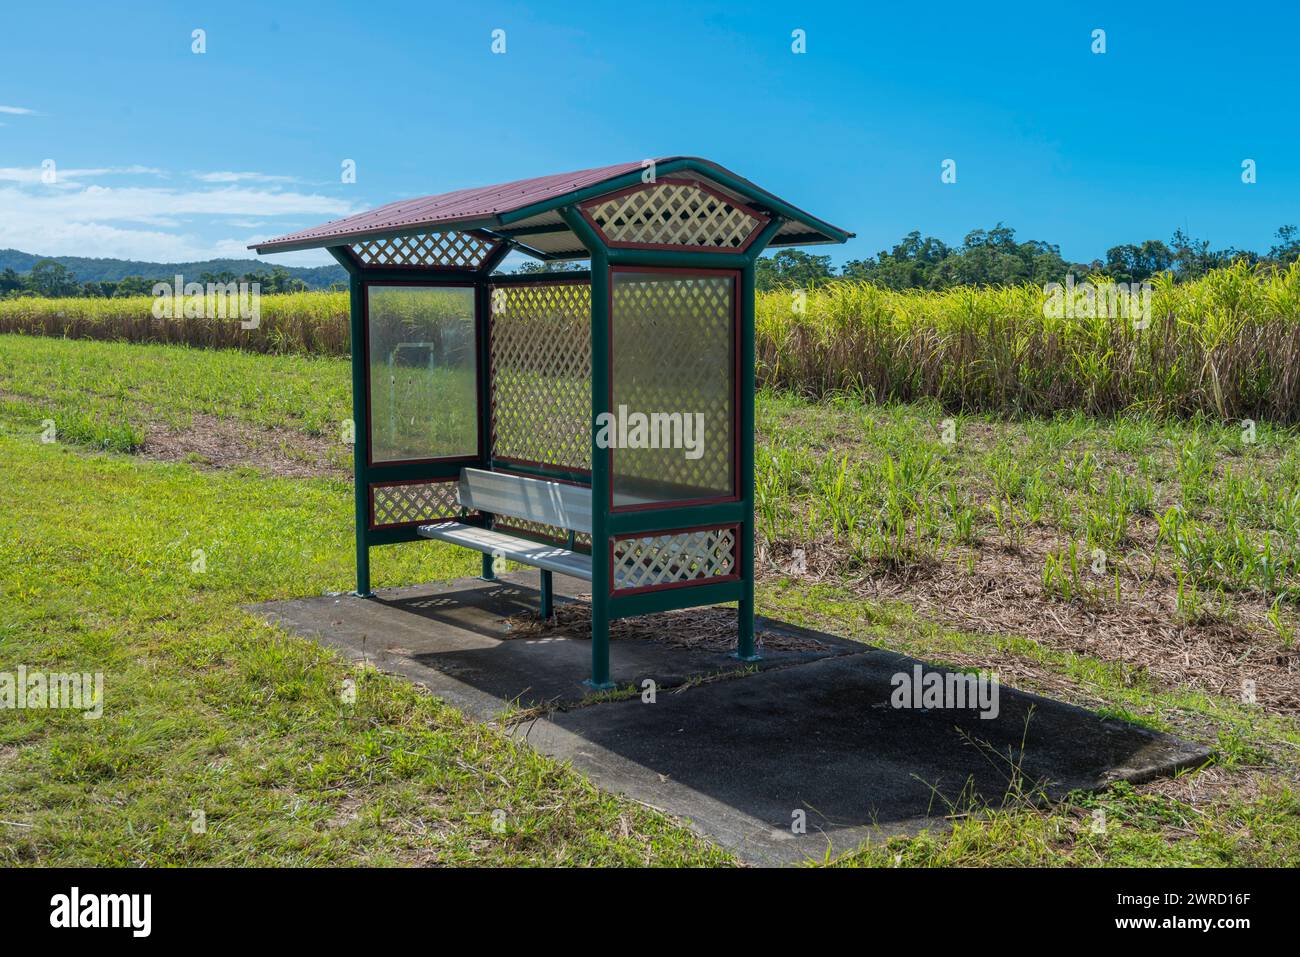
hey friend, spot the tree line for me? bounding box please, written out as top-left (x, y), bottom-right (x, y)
top-left (756, 224), bottom-right (1300, 291)
top-left (7, 224), bottom-right (1299, 298)
top-left (0, 260), bottom-right (324, 299)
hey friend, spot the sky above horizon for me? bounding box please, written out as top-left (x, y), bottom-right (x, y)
top-left (2, 0), bottom-right (1296, 270)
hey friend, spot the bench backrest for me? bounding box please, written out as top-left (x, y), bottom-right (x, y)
top-left (458, 468), bottom-right (592, 535)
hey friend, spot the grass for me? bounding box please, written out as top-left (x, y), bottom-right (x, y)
top-left (6, 259), bottom-right (1300, 420)
top-left (759, 259), bottom-right (1300, 422)
top-left (757, 391), bottom-right (1300, 610)
top-left (0, 428), bottom-right (727, 866)
top-left (1, 333), bottom-right (1297, 866)
top-left (0, 290), bottom-right (351, 355)
top-left (759, 581), bottom-right (1299, 866)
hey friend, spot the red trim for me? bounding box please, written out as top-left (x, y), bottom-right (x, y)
top-left (361, 280), bottom-right (483, 469)
top-left (608, 522), bottom-right (741, 596)
top-left (579, 177), bottom-right (770, 254)
top-left (606, 266), bottom-right (741, 513)
top-left (367, 476), bottom-right (475, 531)
top-left (487, 276), bottom-right (590, 287)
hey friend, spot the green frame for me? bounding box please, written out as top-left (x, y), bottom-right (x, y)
top-left (328, 185), bottom-right (792, 689)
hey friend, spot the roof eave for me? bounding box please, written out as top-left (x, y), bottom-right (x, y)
top-left (249, 216), bottom-right (505, 255)
top-left (248, 156), bottom-right (853, 256)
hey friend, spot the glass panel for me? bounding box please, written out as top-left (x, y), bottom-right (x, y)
top-left (610, 271), bottom-right (735, 508)
top-left (367, 285), bottom-right (477, 463)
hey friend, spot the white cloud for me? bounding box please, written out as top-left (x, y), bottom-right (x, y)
top-left (5, 184), bottom-right (354, 221)
top-left (0, 104), bottom-right (37, 115)
top-left (0, 165), bottom-right (164, 185)
top-left (0, 179), bottom-right (357, 264)
top-left (194, 171), bottom-right (299, 184)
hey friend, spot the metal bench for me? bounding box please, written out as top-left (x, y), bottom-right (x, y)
top-left (417, 468), bottom-right (592, 618)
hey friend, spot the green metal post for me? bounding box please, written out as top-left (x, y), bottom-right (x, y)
top-left (561, 206), bottom-right (614, 690)
top-left (344, 261), bottom-right (373, 598)
top-left (733, 217), bottom-right (786, 658)
top-left (474, 278), bottom-right (496, 583)
top-left (539, 569), bottom-right (554, 619)
top-left (735, 260), bottom-right (759, 660)
top-left (588, 247), bottom-right (613, 688)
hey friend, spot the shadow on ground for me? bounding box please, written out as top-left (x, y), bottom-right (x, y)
top-left (254, 573), bottom-right (1212, 865)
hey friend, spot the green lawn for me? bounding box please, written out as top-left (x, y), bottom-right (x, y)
top-left (1, 333), bottom-right (1296, 866)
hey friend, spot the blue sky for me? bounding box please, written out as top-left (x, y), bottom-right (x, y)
top-left (2, 0), bottom-right (1296, 268)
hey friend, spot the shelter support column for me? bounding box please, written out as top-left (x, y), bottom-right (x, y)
top-left (735, 258), bottom-right (759, 661)
top-left (344, 260), bottom-right (372, 598)
top-left (562, 201), bottom-right (613, 689)
top-left (586, 243), bottom-right (614, 688)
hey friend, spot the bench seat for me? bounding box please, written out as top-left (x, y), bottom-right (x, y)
top-left (416, 521), bottom-right (593, 581)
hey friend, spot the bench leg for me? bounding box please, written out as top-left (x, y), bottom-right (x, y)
top-left (480, 551), bottom-right (496, 582)
top-left (539, 570), bottom-right (554, 619)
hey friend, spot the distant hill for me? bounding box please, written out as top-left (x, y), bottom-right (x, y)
top-left (0, 249), bottom-right (347, 290)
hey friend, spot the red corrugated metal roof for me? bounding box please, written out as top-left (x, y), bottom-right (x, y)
top-left (249, 156), bottom-right (852, 255)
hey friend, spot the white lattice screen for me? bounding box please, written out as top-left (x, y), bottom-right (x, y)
top-left (352, 231), bottom-right (499, 269)
top-left (611, 272), bottom-right (734, 505)
top-left (583, 181), bottom-right (765, 249)
top-left (612, 527), bottom-right (737, 592)
top-left (489, 282), bottom-right (591, 471)
top-left (370, 480), bottom-right (466, 529)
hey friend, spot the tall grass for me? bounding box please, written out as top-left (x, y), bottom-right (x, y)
top-left (757, 260), bottom-right (1300, 422)
top-left (4, 260), bottom-right (1299, 421)
top-left (0, 291), bottom-right (350, 354)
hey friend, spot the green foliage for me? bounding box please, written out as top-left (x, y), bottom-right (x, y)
top-left (3, 335), bottom-right (1298, 867)
top-left (755, 248), bottom-right (835, 290)
top-left (0, 248), bottom-right (346, 294)
top-left (756, 259), bottom-right (1300, 423)
top-left (761, 223), bottom-right (1300, 292)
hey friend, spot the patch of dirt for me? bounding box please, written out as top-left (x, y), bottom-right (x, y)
top-left (325, 795), bottom-right (364, 830)
top-left (140, 413), bottom-right (348, 479)
top-left (1140, 763), bottom-right (1283, 807)
top-left (762, 535), bottom-right (1300, 716)
top-left (505, 597), bottom-right (830, 654)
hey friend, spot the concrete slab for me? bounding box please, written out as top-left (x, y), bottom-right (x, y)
top-left (525, 651), bottom-right (1211, 864)
top-left (254, 573), bottom-right (859, 717)
top-left (252, 575), bottom-right (1213, 865)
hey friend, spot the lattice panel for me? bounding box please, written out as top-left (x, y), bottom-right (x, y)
top-left (490, 283), bottom-right (591, 471)
top-left (611, 273), bottom-right (733, 503)
top-left (494, 517), bottom-right (592, 553)
top-left (584, 182), bottom-right (764, 249)
top-left (370, 480), bottom-right (467, 529)
top-left (612, 527), bottom-right (737, 592)
top-left (352, 231), bottom-right (498, 269)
